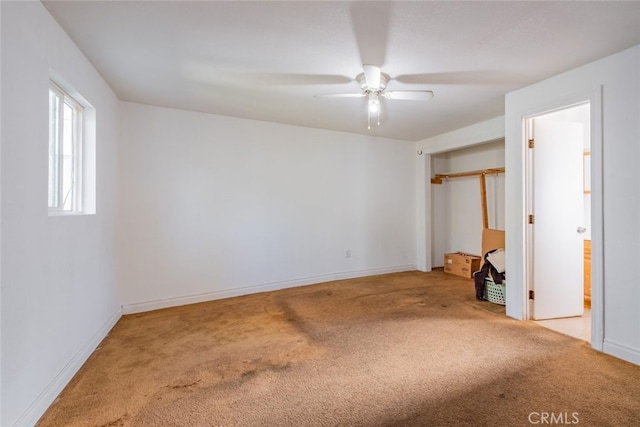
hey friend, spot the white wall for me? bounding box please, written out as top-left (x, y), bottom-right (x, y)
top-left (505, 44), bottom-right (640, 364)
top-left (1, 2), bottom-right (121, 425)
top-left (0, 0), bottom-right (3, 416)
top-left (431, 141), bottom-right (505, 266)
top-left (118, 102), bottom-right (417, 312)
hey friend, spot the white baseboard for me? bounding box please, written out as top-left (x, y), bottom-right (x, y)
top-left (14, 307), bottom-right (122, 427)
top-left (122, 265), bottom-right (416, 314)
top-left (603, 339), bottom-right (640, 366)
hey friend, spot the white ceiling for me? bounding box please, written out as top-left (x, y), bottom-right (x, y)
top-left (43, 1), bottom-right (640, 141)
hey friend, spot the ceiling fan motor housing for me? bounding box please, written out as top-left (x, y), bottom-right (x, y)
top-left (357, 72), bottom-right (389, 93)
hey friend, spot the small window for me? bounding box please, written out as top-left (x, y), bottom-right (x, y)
top-left (49, 82), bottom-right (84, 213)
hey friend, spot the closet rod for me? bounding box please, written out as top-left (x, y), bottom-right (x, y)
top-left (430, 167), bottom-right (505, 184)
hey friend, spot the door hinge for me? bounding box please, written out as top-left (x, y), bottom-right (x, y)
top-left (528, 138), bottom-right (534, 148)
top-left (528, 214), bottom-right (535, 224)
top-left (529, 290), bottom-right (535, 300)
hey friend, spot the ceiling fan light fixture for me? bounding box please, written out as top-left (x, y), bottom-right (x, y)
top-left (368, 92), bottom-right (381, 129)
top-left (368, 92), bottom-right (380, 114)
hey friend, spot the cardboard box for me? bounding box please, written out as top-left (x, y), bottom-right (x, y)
top-left (444, 252), bottom-right (481, 278)
top-left (481, 228), bottom-right (505, 267)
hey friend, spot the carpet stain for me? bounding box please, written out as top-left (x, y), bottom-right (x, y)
top-left (97, 413), bottom-right (129, 427)
top-left (240, 369), bottom-right (257, 379)
top-left (166, 380), bottom-right (201, 389)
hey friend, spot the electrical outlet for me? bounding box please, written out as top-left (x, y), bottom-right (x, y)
top-left (346, 249), bottom-right (351, 258)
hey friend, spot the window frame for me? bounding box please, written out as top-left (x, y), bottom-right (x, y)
top-left (48, 81), bottom-right (84, 215)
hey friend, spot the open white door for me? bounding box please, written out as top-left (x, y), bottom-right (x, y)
top-left (531, 119), bottom-right (584, 320)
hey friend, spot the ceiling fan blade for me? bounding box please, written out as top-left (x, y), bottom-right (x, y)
top-left (251, 73), bottom-right (353, 86)
top-left (363, 65), bottom-right (382, 90)
top-left (314, 93), bottom-right (366, 98)
top-left (384, 90), bottom-right (434, 101)
top-left (182, 62), bottom-right (354, 87)
top-left (395, 71), bottom-right (526, 85)
top-left (350, 1), bottom-right (390, 67)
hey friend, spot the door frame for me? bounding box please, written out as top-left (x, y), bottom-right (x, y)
top-left (522, 89), bottom-right (603, 350)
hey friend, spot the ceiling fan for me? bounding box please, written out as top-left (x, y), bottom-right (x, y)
top-left (315, 64), bottom-right (434, 129)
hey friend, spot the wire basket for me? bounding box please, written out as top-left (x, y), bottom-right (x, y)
top-left (484, 279), bottom-right (506, 305)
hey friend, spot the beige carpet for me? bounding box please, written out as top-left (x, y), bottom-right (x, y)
top-left (38, 270), bottom-right (640, 426)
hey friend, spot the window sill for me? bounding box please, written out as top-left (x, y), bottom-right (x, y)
top-left (48, 210), bottom-right (95, 217)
